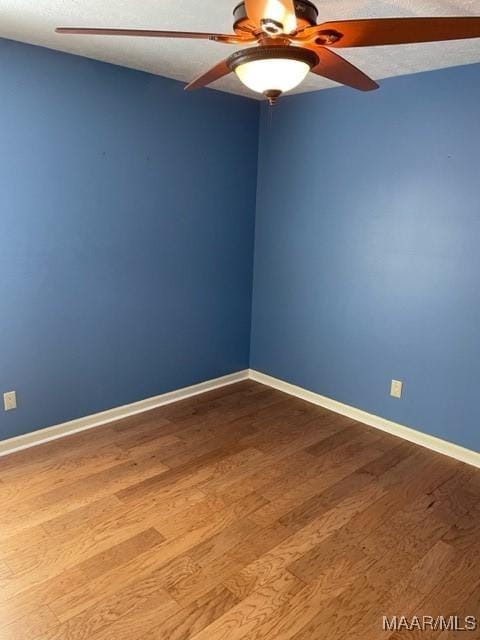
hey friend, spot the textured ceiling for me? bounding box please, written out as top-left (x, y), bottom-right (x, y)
top-left (1, 0), bottom-right (480, 98)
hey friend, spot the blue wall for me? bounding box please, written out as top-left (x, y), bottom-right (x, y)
top-left (3, 35), bottom-right (479, 452)
top-left (0, 38), bottom-right (259, 440)
top-left (251, 64), bottom-right (480, 452)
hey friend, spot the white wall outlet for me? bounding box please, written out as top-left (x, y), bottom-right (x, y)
top-left (3, 391), bottom-right (17, 411)
top-left (390, 380), bottom-right (403, 399)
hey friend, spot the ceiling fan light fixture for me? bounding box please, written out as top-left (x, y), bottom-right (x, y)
top-left (228, 46), bottom-right (318, 100)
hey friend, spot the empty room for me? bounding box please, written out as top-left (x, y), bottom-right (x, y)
top-left (1, 1), bottom-right (480, 638)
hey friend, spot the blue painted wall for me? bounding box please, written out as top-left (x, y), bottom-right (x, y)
top-left (251, 64), bottom-right (480, 452)
top-left (0, 38), bottom-right (259, 440)
top-left (3, 35), bottom-right (479, 451)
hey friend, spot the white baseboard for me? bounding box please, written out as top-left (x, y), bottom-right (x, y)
top-left (0, 370), bottom-right (249, 457)
top-left (249, 369), bottom-right (480, 469)
top-left (3, 367), bottom-right (478, 469)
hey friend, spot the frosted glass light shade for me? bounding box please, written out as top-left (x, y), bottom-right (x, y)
top-left (235, 58), bottom-right (310, 94)
top-left (228, 46), bottom-right (318, 99)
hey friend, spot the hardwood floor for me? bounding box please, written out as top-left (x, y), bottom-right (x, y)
top-left (1, 380), bottom-right (480, 639)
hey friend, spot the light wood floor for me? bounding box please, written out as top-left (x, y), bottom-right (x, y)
top-left (1, 381), bottom-right (480, 640)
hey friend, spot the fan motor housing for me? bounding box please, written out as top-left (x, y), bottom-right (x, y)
top-left (233, 1), bottom-right (319, 34)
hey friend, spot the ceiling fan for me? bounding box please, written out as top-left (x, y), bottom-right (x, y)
top-left (56, 0), bottom-right (480, 103)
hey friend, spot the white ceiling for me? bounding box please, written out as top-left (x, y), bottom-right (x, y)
top-left (1, 0), bottom-right (480, 98)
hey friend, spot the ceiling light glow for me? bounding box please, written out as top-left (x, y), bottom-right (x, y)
top-left (228, 46), bottom-right (318, 102)
top-left (236, 58), bottom-right (311, 94)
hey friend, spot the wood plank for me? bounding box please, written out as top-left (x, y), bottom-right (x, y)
top-left (1, 460), bottom-right (170, 538)
top-left (41, 495), bottom-right (124, 538)
top-left (39, 575), bottom-right (178, 640)
top-left (242, 548), bottom-right (374, 640)
top-left (0, 381), bottom-right (478, 640)
top-left (0, 567), bottom-right (86, 622)
top-left (187, 571), bottom-right (303, 640)
top-left (138, 585), bottom-right (239, 640)
top-left (87, 585), bottom-right (179, 640)
top-left (76, 528), bottom-right (165, 581)
top-left (0, 605), bottom-right (58, 640)
top-left (1, 498), bottom-right (198, 594)
top-left (223, 494), bottom-right (376, 602)
top-left (47, 493), bottom-right (266, 622)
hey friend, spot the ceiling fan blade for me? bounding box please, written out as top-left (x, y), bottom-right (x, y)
top-left (55, 27), bottom-right (251, 43)
top-left (296, 17), bottom-right (480, 48)
top-left (244, 0), bottom-right (297, 33)
top-left (185, 59), bottom-right (231, 91)
top-left (307, 46), bottom-right (378, 91)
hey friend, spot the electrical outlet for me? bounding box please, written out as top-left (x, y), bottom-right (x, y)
top-left (390, 380), bottom-right (403, 399)
top-left (3, 391), bottom-right (17, 411)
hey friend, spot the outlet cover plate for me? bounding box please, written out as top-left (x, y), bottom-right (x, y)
top-left (4, 391), bottom-right (17, 411)
top-left (390, 380), bottom-right (403, 399)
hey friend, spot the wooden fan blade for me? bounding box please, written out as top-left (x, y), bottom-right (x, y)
top-left (308, 46), bottom-right (378, 91)
top-left (244, 0), bottom-right (297, 33)
top-left (55, 27), bottom-right (251, 43)
top-left (185, 59), bottom-right (231, 91)
top-left (296, 17), bottom-right (480, 48)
